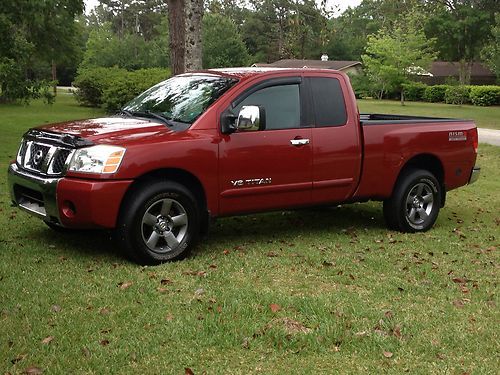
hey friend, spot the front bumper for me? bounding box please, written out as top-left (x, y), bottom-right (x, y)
top-left (8, 163), bottom-right (133, 228)
top-left (468, 166), bottom-right (480, 185)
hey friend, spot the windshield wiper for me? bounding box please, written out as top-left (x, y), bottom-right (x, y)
top-left (130, 110), bottom-right (175, 127)
top-left (119, 109), bottom-right (133, 117)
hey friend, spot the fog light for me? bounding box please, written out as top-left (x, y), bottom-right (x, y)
top-left (62, 200), bottom-right (76, 218)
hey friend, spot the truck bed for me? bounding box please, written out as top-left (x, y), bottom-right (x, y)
top-left (360, 113), bottom-right (468, 125)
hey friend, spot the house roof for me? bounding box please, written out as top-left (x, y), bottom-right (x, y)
top-left (429, 61), bottom-right (494, 77)
top-left (252, 60), bottom-right (362, 70)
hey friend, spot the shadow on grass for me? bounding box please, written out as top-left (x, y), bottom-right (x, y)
top-left (205, 202), bottom-right (386, 246)
top-left (19, 202), bottom-right (386, 262)
top-left (29, 226), bottom-right (124, 262)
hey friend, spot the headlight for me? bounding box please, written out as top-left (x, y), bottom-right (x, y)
top-left (68, 145), bottom-right (126, 174)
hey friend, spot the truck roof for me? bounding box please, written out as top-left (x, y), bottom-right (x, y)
top-left (202, 67), bottom-right (341, 80)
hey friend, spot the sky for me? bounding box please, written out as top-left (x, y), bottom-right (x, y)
top-left (83, 0), bottom-right (363, 16)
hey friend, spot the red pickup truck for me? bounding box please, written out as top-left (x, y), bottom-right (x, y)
top-left (8, 68), bottom-right (480, 264)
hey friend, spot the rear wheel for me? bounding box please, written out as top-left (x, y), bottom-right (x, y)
top-left (116, 180), bottom-right (200, 264)
top-left (383, 169), bottom-right (441, 232)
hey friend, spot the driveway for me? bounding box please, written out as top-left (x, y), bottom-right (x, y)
top-left (478, 128), bottom-right (500, 146)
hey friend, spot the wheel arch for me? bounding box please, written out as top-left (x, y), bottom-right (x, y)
top-left (395, 153), bottom-right (446, 207)
top-left (121, 168), bottom-right (208, 215)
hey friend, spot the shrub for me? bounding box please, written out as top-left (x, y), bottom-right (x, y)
top-left (402, 82), bottom-right (427, 101)
top-left (73, 67), bottom-right (170, 110)
top-left (348, 73), bottom-right (375, 99)
top-left (423, 85), bottom-right (448, 102)
top-left (469, 86), bottom-right (500, 106)
top-left (444, 85), bottom-right (471, 105)
top-left (73, 67), bottom-right (127, 107)
top-left (102, 68), bottom-right (170, 112)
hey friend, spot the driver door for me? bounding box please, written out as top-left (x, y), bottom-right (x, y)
top-left (218, 79), bottom-right (312, 215)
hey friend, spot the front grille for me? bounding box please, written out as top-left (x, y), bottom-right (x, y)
top-left (17, 140), bottom-right (74, 176)
top-left (27, 143), bottom-right (50, 172)
top-left (52, 149), bottom-right (72, 174)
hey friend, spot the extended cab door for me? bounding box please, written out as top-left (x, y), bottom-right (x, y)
top-left (218, 77), bottom-right (312, 215)
top-left (306, 74), bottom-right (362, 204)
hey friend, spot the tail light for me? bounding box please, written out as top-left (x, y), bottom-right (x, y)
top-left (468, 128), bottom-right (478, 154)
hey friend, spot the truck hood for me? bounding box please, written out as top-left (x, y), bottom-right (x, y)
top-left (39, 117), bottom-right (171, 145)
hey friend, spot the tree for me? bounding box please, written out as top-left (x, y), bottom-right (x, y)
top-left (425, 0), bottom-right (496, 83)
top-left (202, 13), bottom-right (249, 68)
top-left (362, 14), bottom-right (436, 103)
top-left (0, 0), bottom-right (84, 102)
top-left (481, 13), bottom-right (500, 80)
top-left (167, 0), bottom-right (203, 75)
top-left (80, 21), bottom-right (169, 70)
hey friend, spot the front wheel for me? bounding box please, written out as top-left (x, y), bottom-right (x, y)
top-left (116, 180), bottom-right (200, 265)
top-left (383, 169), bottom-right (441, 232)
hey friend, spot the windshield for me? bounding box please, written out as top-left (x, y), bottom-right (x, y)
top-left (123, 74), bottom-right (237, 125)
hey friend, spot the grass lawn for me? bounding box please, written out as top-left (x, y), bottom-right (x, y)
top-left (1, 97), bottom-right (499, 374)
top-left (358, 99), bottom-right (500, 130)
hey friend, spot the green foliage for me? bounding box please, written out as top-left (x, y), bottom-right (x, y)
top-left (73, 67), bottom-right (128, 107)
top-left (202, 13), bottom-right (249, 68)
top-left (73, 67), bottom-right (170, 110)
top-left (81, 21), bottom-right (169, 70)
top-left (402, 82), bottom-right (428, 101)
top-left (348, 73), bottom-right (376, 99)
top-left (423, 85), bottom-right (448, 103)
top-left (0, 1), bottom-right (84, 102)
top-left (480, 13), bottom-right (500, 80)
top-left (102, 68), bottom-right (171, 111)
top-left (362, 13), bottom-right (436, 100)
top-left (469, 85), bottom-right (500, 106)
top-left (444, 85), bottom-right (471, 105)
top-left (425, 1), bottom-right (495, 83)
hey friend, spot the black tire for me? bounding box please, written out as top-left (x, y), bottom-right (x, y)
top-left (116, 180), bottom-right (200, 265)
top-left (383, 168), bottom-right (441, 233)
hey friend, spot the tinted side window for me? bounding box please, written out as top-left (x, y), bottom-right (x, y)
top-left (234, 84), bottom-right (300, 130)
top-left (310, 77), bottom-right (347, 127)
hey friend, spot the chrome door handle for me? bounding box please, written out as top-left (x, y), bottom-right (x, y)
top-left (290, 138), bottom-right (310, 146)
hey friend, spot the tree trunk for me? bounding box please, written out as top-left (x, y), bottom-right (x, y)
top-left (51, 60), bottom-right (57, 96)
top-left (400, 89), bottom-right (405, 106)
top-left (168, 0), bottom-right (186, 75)
top-left (184, 0), bottom-right (203, 72)
top-left (167, 0), bottom-right (203, 75)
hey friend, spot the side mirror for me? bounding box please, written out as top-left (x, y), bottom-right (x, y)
top-left (236, 105), bottom-right (265, 132)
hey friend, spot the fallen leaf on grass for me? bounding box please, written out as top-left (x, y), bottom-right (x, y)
top-left (118, 281), bottom-right (133, 290)
top-left (384, 310), bottom-right (393, 319)
top-left (160, 279), bottom-right (173, 285)
top-left (11, 354), bottom-right (27, 364)
top-left (452, 277), bottom-right (468, 284)
top-left (280, 317), bottom-right (312, 334)
top-left (383, 351), bottom-right (393, 358)
top-left (23, 366), bottom-right (43, 374)
top-left (100, 339), bottom-right (110, 346)
top-left (165, 313), bottom-right (174, 321)
top-left (99, 308), bottom-right (110, 315)
top-left (392, 325), bottom-right (402, 339)
top-left (41, 336), bottom-right (54, 345)
top-left (185, 368), bottom-right (194, 375)
top-left (81, 347), bottom-right (91, 357)
top-left (269, 304), bottom-right (281, 313)
top-left (51, 305), bottom-right (61, 313)
top-left (453, 299), bottom-right (465, 308)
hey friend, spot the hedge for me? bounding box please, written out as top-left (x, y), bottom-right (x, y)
top-left (444, 85), bottom-right (471, 105)
top-left (469, 86), bottom-right (500, 106)
top-left (73, 67), bottom-right (171, 110)
top-left (423, 85), bottom-right (448, 103)
top-left (402, 82), bottom-right (427, 101)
